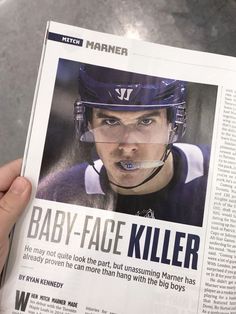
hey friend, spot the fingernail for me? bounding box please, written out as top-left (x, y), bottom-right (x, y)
top-left (10, 177), bottom-right (28, 195)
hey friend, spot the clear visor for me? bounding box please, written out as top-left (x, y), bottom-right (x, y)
top-left (75, 101), bottom-right (182, 144)
top-left (80, 120), bottom-right (173, 144)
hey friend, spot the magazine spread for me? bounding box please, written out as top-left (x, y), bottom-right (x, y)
top-left (0, 21), bottom-right (236, 314)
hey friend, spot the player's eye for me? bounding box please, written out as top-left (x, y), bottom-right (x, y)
top-left (139, 118), bottom-right (153, 126)
top-left (103, 118), bottom-right (120, 126)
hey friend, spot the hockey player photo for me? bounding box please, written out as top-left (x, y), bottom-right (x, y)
top-left (36, 61), bottom-right (217, 227)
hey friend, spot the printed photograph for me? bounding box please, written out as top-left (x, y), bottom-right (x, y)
top-left (36, 59), bottom-right (218, 227)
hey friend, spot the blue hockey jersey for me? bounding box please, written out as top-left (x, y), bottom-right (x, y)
top-left (37, 143), bottom-right (210, 227)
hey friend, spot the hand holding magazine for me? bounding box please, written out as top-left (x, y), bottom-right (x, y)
top-left (0, 21), bottom-right (235, 314)
top-left (0, 160), bottom-right (31, 273)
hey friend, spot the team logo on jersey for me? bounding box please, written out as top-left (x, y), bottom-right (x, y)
top-left (115, 88), bottom-right (133, 101)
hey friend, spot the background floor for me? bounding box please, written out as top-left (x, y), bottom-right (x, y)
top-left (0, 0), bottom-right (236, 165)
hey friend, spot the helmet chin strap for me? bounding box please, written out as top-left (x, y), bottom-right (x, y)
top-left (91, 144), bottom-right (172, 190)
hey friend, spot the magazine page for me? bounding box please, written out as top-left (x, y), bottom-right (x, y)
top-left (0, 21), bottom-right (236, 314)
top-left (198, 86), bottom-right (236, 314)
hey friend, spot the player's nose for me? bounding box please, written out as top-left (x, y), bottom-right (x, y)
top-left (118, 141), bottom-right (138, 154)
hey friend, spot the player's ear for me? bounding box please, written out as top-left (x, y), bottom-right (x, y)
top-left (168, 122), bottom-right (173, 132)
top-left (168, 124), bottom-right (177, 143)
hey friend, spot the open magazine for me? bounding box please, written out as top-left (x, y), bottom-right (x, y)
top-left (0, 21), bottom-right (236, 314)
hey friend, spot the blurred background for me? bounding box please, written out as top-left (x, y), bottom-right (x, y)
top-left (1, 0), bottom-right (236, 165)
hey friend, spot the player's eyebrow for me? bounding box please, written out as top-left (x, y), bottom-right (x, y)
top-left (95, 112), bottom-right (120, 120)
top-left (138, 110), bottom-right (162, 119)
top-left (95, 110), bottom-right (162, 120)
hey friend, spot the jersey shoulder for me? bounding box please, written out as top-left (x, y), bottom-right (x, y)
top-left (173, 143), bottom-right (210, 184)
top-left (36, 162), bottom-right (88, 202)
top-left (36, 159), bottom-right (105, 204)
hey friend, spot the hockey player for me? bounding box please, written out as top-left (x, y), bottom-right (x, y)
top-left (37, 64), bottom-right (210, 226)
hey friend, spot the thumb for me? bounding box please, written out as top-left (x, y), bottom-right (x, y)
top-left (0, 176), bottom-right (32, 240)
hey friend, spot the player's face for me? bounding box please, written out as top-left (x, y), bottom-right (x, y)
top-left (89, 108), bottom-right (172, 192)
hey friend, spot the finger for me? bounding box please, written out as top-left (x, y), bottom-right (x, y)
top-left (0, 176), bottom-right (31, 240)
top-left (0, 159), bottom-right (22, 192)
